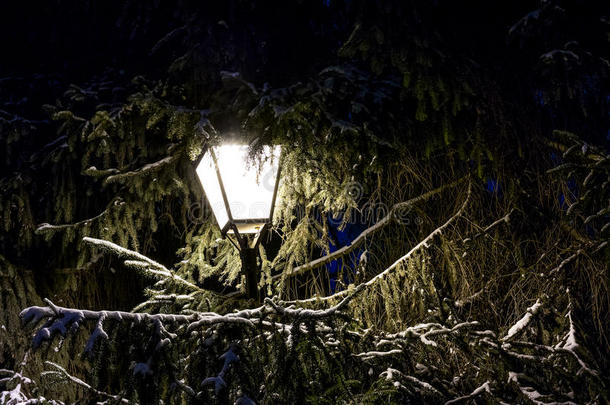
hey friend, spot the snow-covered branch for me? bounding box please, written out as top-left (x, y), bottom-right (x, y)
top-left (508, 372), bottom-right (577, 405)
top-left (287, 181), bottom-right (472, 304)
top-left (35, 198), bottom-right (122, 235)
top-left (20, 299), bottom-right (196, 348)
top-left (104, 154), bottom-right (179, 184)
top-left (278, 176), bottom-right (468, 280)
top-left (502, 299), bottom-right (542, 342)
top-left (377, 321), bottom-right (481, 348)
top-left (0, 369), bottom-right (37, 405)
top-left (444, 381), bottom-right (490, 404)
top-left (381, 367), bottom-right (442, 396)
top-left (0, 355), bottom-right (64, 405)
top-left (83, 237), bottom-right (202, 292)
top-left (201, 345), bottom-right (240, 395)
top-left (21, 287), bottom-right (363, 352)
top-left (265, 283), bottom-right (365, 319)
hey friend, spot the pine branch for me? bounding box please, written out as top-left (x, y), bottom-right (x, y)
top-left (376, 321), bottom-right (481, 348)
top-left (83, 237), bottom-right (202, 292)
top-left (264, 283), bottom-right (366, 319)
top-left (35, 198), bottom-right (121, 235)
top-left (104, 154), bottom-right (179, 184)
top-left (277, 176), bottom-right (468, 280)
top-left (286, 180), bottom-right (472, 304)
top-left (444, 381), bottom-right (491, 404)
top-left (502, 299), bottom-right (542, 342)
top-left (381, 367), bottom-right (442, 396)
top-left (42, 361), bottom-right (130, 404)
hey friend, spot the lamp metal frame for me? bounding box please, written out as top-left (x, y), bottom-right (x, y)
top-left (195, 145), bottom-right (282, 301)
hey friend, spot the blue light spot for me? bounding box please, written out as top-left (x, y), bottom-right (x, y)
top-left (534, 90), bottom-right (545, 106)
top-left (485, 178), bottom-right (503, 198)
top-left (550, 152), bottom-right (561, 166)
top-left (325, 213), bottom-right (366, 293)
top-left (558, 193), bottom-right (566, 209)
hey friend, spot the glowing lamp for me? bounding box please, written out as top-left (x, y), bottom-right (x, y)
top-left (195, 144), bottom-right (281, 300)
top-left (196, 144), bottom-right (281, 235)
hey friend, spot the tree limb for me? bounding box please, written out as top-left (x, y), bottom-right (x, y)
top-left (275, 176), bottom-right (468, 280)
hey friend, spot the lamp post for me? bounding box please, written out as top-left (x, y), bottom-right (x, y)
top-left (195, 144), bottom-right (281, 301)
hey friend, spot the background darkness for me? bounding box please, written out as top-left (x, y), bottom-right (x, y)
top-left (2, 1), bottom-right (607, 138)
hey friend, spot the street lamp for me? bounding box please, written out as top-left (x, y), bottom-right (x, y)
top-left (195, 144), bottom-right (281, 301)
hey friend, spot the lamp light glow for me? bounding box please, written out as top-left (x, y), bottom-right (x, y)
top-left (196, 144), bottom-right (281, 234)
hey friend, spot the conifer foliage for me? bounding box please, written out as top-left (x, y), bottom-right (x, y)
top-left (0, 1), bottom-right (608, 403)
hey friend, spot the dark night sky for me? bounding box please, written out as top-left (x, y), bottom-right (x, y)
top-left (0, 1), bottom-right (537, 80)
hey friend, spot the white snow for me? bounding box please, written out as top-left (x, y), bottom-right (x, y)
top-left (235, 395), bottom-right (256, 405)
top-left (540, 50), bottom-right (580, 63)
top-left (508, 9), bottom-right (540, 36)
top-left (508, 372), bottom-right (576, 405)
top-left (503, 300), bottom-right (542, 341)
top-left (445, 381), bottom-right (490, 405)
top-left (202, 376), bottom-right (226, 395)
top-left (201, 346), bottom-right (240, 395)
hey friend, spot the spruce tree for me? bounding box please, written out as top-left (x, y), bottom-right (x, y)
top-left (1, 1), bottom-right (608, 403)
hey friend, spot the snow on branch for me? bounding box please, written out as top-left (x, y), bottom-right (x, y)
top-left (553, 308), bottom-right (598, 376)
top-left (545, 250), bottom-right (582, 277)
top-left (83, 237), bottom-right (165, 270)
top-left (20, 298), bottom-right (257, 352)
top-left (265, 283), bottom-right (366, 319)
top-left (508, 372), bottom-right (577, 405)
top-left (462, 208), bottom-right (513, 245)
top-left (0, 368), bottom-right (64, 405)
top-left (201, 345), bottom-right (240, 395)
top-left (185, 314), bottom-right (254, 331)
top-left (84, 312), bottom-right (109, 354)
top-left (355, 349), bottom-right (402, 360)
top-left (502, 299), bottom-right (542, 342)
top-left (189, 286), bottom-right (364, 333)
top-left (20, 287), bottom-right (361, 352)
top-left (35, 198), bottom-right (121, 235)
top-left (381, 367), bottom-right (442, 396)
top-left (377, 321), bottom-right (481, 348)
top-left (0, 369), bottom-right (34, 405)
top-left (131, 292), bottom-right (196, 312)
top-left (82, 237), bottom-right (202, 292)
top-left (104, 154), bottom-right (179, 184)
top-left (287, 181), bottom-right (472, 304)
top-left (444, 381), bottom-right (491, 404)
top-left (278, 176), bottom-right (468, 280)
top-left (19, 293), bottom-right (366, 398)
top-left (20, 299), bottom-right (198, 348)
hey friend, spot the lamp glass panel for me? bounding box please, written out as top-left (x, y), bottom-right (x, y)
top-left (215, 144), bottom-right (280, 221)
top-left (196, 152), bottom-right (229, 230)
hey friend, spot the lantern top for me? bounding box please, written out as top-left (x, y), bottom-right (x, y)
top-left (195, 144), bottom-right (281, 235)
